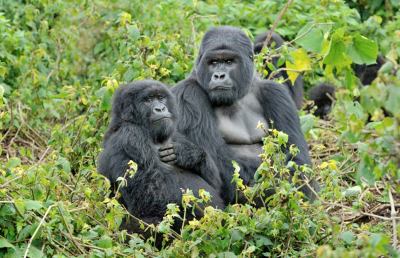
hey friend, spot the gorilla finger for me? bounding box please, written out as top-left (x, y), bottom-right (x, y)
top-left (161, 154), bottom-right (176, 162)
top-left (166, 160), bottom-right (176, 165)
top-left (159, 148), bottom-right (175, 157)
top-left (159, 143), bottom-right (174, 151)
top-left (160, 154), bottom-right (176, 162)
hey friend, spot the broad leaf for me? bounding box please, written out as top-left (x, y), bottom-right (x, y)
top-left (286, 48), bottom-right (311, 84)
top-left (296, 25), bottom-right (324, 52)
top-left (347, 34), bottom-right (378, 65)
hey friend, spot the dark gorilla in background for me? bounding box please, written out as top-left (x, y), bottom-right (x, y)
top-left (353, 54), bottom-right (386, 85)
top-left (309, 55), bottom-right (386, 118)
top-left (98, 80), bottom-right (224, 235)
top-left (172, 26), bottom-right (319, 203)
top-left (307, 83), bottom-right (336, 118)
top-left (253, 31), bottom-right (304, 110)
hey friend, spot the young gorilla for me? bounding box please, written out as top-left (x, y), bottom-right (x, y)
top-left (172, 26), bottom-right (319, 203)
top-left (307, 83), bottom-right (336, 119)
top-left (98, 80), bottom-right (224, 234)
top-left (253, 30), bottom-right (304, 110)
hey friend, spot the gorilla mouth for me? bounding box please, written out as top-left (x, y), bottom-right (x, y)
top-left (152, 116), bottom-right (172, 123)
top-left (211, 85), bottom-right (232, 91)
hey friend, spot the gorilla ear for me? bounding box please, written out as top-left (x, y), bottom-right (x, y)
top-left (120, 103), bottom-right (136, 122)
top-left (111, 86), bottom-right (135, 122)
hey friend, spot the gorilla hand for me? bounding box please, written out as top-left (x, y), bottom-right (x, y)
top-left (158, 143), bottom-right (177, 165)
top-left (159, 137), bottom-right (206, 170)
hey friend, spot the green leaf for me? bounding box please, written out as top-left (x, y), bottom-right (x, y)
top-left (0, 237), bottom-right (15, 249)
top-left (296, 25), bottom-right (324, 52)
top-left (24, 200), bottom-right (43, 211)
top-left (96, 236), bottom-right (113, 249)
top-left (230, 229), bottom-right (243, 241)
top-left (6, 157), bottom-right (21, 169)
top-left (357, 156), bottom-right (376, 185)
top-left (216, 252), bottom-right (237, 258)
top-left (344, 68), bottom-right (356, 90)
top-left (379, 61), bottom-right (393, 74)
top-left (277, 131), bottom-right (289, 145)
top-left (323, 38), bottom-right (348, 67)
top-left (300, 114), bottom-right (316, 134)
top-left (27, 245), bottom-right (44, 258)
top-left (17, 224), bottom-right (38, 241)
top-left (256, 235), bottom-right (273, 247)
top-left (14, 199), bottom-right (26, 215)
top-left (57, 157), bottom-right (71, 173)
top-left (127, 24), bottom-right (140, 40)
top-left (286, 48), bottom-right (311, 84)
top-left (123, 67), bottom-right (137, 82)
top-left (340, 231), bottom-right (354, 244)
top-left (347, 34), bottom-right (378, 65)
top-left (342, 186), bottom-right (361, 197)
top-left (0, 83), bottom-right (4, 107)
top-left (384, 84), bottom-right (400, 116)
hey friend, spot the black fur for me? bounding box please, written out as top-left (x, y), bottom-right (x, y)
top-left (308, 55), bottom-right (386, 118)
top-left (353, 55), bottom-right (385, 85)
top-left (308, 83), bottom-right (336, 118)
top-left (98, 80), bottom-right (224, 235)
top-left (254, 30), bottom-right (304, 109)
top-left (173, 26), bottom-right (319, 203)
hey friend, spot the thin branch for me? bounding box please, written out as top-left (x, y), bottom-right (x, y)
top-left (57, 206), bottom-right (86, 254)
top-left (263, 0), bottom-right (294, 47)
top-left (388, 188), bottom-right (398, 249)
top-left (0, 176), bottom-right (22, 189)
top-left (23, 204), bottom-right (57, 258)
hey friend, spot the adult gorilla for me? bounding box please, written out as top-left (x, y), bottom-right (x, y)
top-left (172, 26), bottom-right (319, 203)
top-left (254, 30), bottom-right (304, 110)
top-left (98, 80), bottom-right (224, 235)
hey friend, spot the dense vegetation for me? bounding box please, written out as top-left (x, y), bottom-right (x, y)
top-left (0, 0), bottom-right (399, 257)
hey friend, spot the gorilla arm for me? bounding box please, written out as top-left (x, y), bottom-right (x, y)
top-left (158, 134), bottom-right (206, 169)
top-left (158, 133), bottom-right (223, 191)
top-left (100, 124), bottom-right (179, 218)
top-left (259, 81), bottom-right (310, 165)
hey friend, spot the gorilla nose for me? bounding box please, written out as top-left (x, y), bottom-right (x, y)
top-left (154, 105), bottom-right (166, 113)
top-left (212, 72), bottom-right (226, 81)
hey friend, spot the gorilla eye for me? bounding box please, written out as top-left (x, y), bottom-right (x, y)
top-left (225, 59), bottom-right (234, 65)
top-left (209, 60), bottom-right (218, 65)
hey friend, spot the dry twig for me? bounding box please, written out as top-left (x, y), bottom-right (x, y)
top-left (263, 0), bottom-right (294, 47)
top-left (388, 188), bottom-right (398, 249)
top-left (23, 204), bottom-right (57, 258)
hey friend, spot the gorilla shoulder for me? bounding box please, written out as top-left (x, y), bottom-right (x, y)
top-left (256, 78), bottom-right (297, 109)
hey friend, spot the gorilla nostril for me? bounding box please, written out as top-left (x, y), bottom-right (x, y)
top-left (213, 72), bottom-right (226, 80)
top-left (154, 105), bottom-right (167, 113)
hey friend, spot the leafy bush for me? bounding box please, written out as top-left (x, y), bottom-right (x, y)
top-left (0, 0), bottom-right (399, 257)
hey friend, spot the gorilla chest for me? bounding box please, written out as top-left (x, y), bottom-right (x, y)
top-left (215, 93), bottom-right (267, 148)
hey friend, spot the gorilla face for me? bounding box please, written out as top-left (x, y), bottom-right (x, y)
top-left (195, 26), bottom-right (255, 106)
top-left (115, 80), bottom-right (176, 143)
top-left (197, 50), bottom-right (242, 106)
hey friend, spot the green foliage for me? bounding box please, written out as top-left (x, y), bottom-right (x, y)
top-left (0, 0), bottom-right (399, 257)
